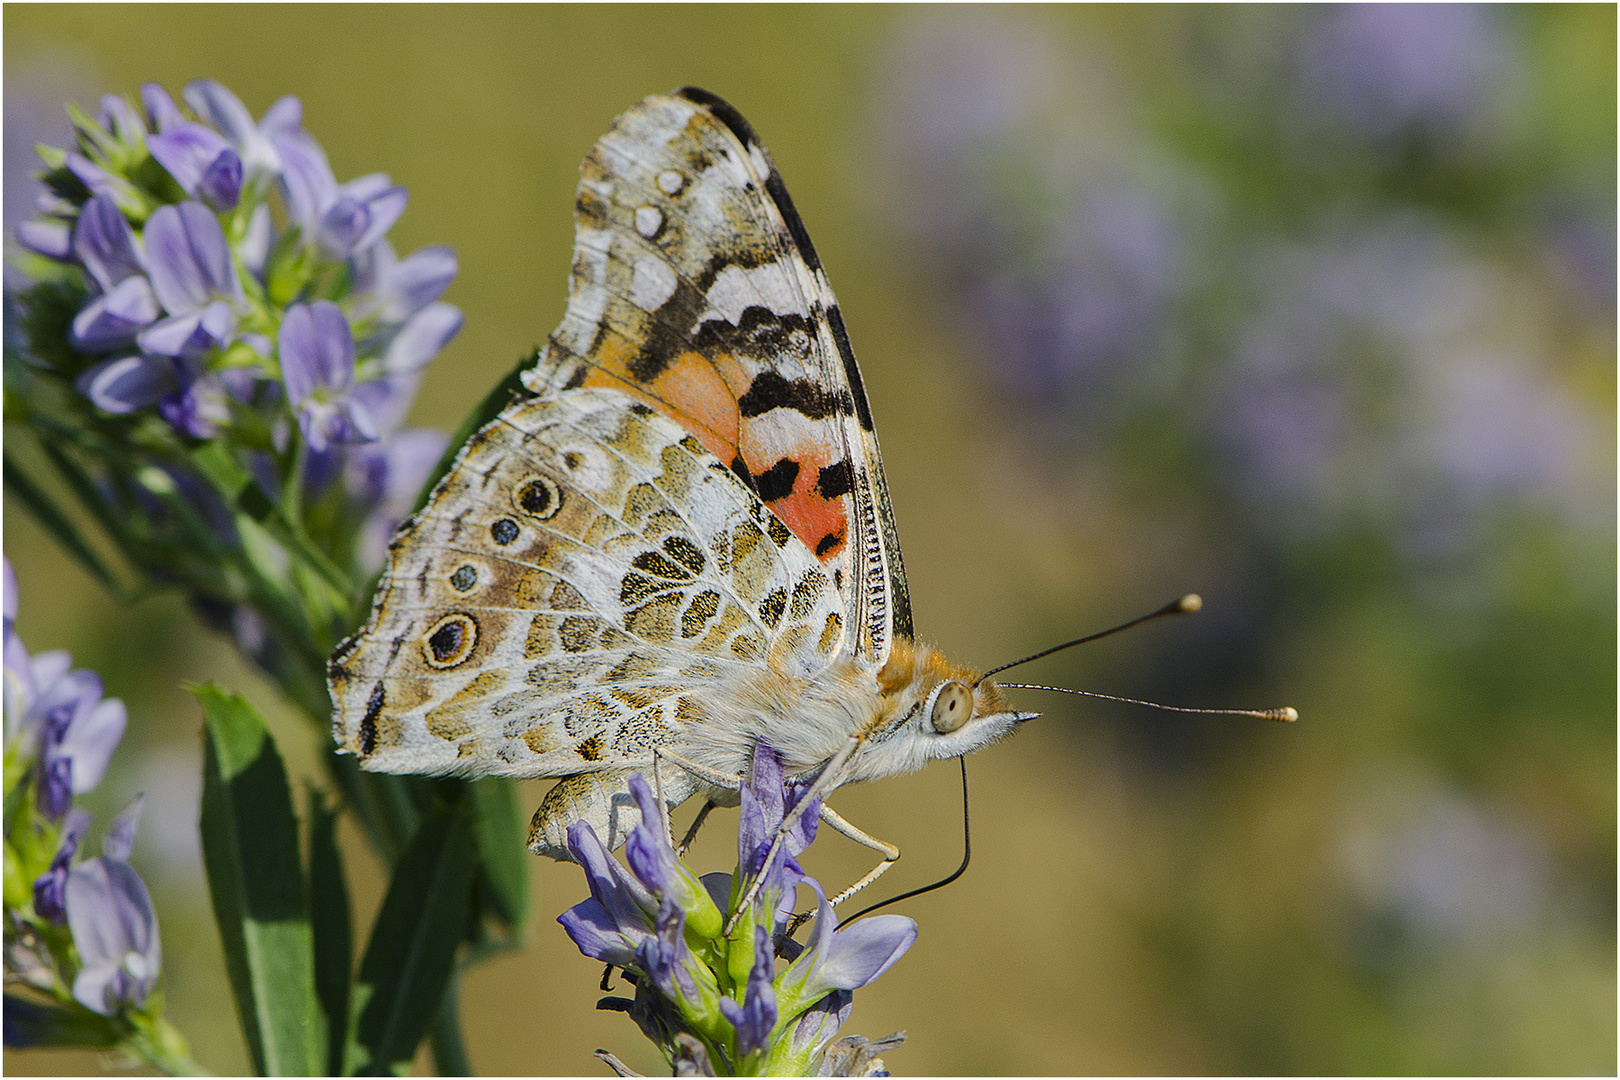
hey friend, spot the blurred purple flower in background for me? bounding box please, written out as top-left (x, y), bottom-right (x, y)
top-left (4, 61), bottom-right (99, 277)
top-left (872, 12), bottom-right (1187, 414)
top-left (1209, 220), bottom-right (1603, 559)
top-left (1341, 777), bottom-right (1550, 951)
top-left (966, 185), bottom-right (1182, 403)
top-left (1291, 4), bottom-right (1517, 152)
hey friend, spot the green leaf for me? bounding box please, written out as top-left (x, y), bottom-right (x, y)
top-left (196, 684), bottom-right (322, 1076)
top-left (3, 453), bottom-right (126, 597)
top-left (469, 777), bottom-right (529, 938)
top-left (308, 789), bottom-right (353, 1078)
top-left (346, 794), bottom-right (478, 1076)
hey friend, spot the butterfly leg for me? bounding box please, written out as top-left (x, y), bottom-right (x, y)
top-left (785, 806), bottom-right (902, 935)
top-left (650, 751), bottom-right (677, 849)
top-left (816, 804), bottom-right (901, 907)
top-left (652, 748), bottom-right (743, 790)
top-left (677, 800), bottom-right (717, 857)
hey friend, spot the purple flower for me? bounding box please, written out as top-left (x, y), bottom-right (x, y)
top-left (560, 742), bottom-right (912, 1070)
top-left (34, 668), bottom-right (128, 821)
top-left (68, 194), bottom-right (160, 350)
top-left (558, 819), bottom-right (659, 967)
top-left (720, 925), bottom-right (779, 1057)
top-left (737, 743), bottom-right (819, 929)
top-left (15, 220), bottom-right (73, 261)
top-left (348, 428), bottom-right (448, 571)
top-left (76, 353), bottom-right (178, 413)
top-left (103, 793), bottom-right (145, 862)
top-left (71, 278), bottom-right (163, 351)
top-left (777, 882), bottom-right (916, 1007)
top-left (74, 194), bottom-right (145, 291)
top-left (635, 897), bottom-right (700, 1003)
top-left (784, 988), bottom-right (853, 1068)
top-left (156, 368), bottom-right (233, 440)
top-left (147, 121), bottom-right (242, 211)
top-left (272, 123), bottom-right (405, 260)
top-left (91, 95), bottom-right (147, 159)
top-left (1, 568), bottom-right (128, 819)
top-left (557, 775), bottom-right (725, 974)
top-left (33, 807), bottom-right (91, 923)
top-left (317, 174), bottom-right (407, 261)
top-left (64, 152), bottom-right (140, 215)
top-left (351, 242), bottom-right (458, 321)
top-left (380, 302), bottom-right (463, 376)
top-left (137, 201), bottom-right (242, 360)
top-left (64, 801), bottom-right (161, 1016)
top-left (278, 301), bottom-right (378, 451)
top-left (140, 83), bottom-right (184, 133)
top-left (182, 80), bottom-right (303, 189)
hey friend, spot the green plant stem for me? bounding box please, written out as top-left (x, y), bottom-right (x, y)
top-left (282, 432), bottom-right (307, 522)
top-left (130, 1015), bottom-right (210, 1076)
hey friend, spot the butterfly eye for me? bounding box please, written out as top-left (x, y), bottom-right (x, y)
top-left (930, 681), bottom-right (973, 734)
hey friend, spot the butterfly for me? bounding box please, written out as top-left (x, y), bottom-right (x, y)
top-left (327, 88), bottom-right (1038, 894)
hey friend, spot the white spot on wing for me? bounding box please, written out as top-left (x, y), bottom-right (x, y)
top-left (635, 205), bottom-right (664, 238)
top-left (699, 263), bottom-right (804, 326)
top-left (748, 145), bottom-right (771, 180)
top-left (630, 256), bottom-right (678, 312)
top-left (657, 170), bottom-right (685, 195)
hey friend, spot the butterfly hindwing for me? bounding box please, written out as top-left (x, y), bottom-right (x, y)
top-left (523, 88), bottom-right (913, 665)
top-left (329, 388), bottom-right (846, 778)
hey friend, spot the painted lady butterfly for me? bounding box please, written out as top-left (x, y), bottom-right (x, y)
top-left (328, 89), bottom-right (1038, 885)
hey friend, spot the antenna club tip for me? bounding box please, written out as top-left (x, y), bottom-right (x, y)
top-left (1273, 706), bottom-right (1299, 723)
top-left (1177, 593), bottom-right (1203, 613)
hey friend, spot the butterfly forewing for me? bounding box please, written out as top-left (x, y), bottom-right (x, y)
top-left (523, 89), bottom-right (912, 664)
top-left (329, 389), bottom-right (845, 777)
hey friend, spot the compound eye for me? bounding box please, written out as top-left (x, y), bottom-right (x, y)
top-left (930, 682), bottom-right (973, 734)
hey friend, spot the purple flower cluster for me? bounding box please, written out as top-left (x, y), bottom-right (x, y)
top-left (558, 745), bottom-right (915, 1075)
top-left (13, 79), bottom-right (460, 574)
top-left (3, 559), bottom-right (162, 1023)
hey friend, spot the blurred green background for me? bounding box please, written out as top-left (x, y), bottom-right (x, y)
top-left (4, 4), bottom-right (1613, 1075)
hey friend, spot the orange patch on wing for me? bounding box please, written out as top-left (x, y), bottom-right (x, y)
top-left (648, 352), bottom-right (743, 460)
top-left (579, 352), bottom-right (746, 466)
top-left (576, 344), bottom-right (848, 558)
top-left (754, 447), bottom-right (848, 562)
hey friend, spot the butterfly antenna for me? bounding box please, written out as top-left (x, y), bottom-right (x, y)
top-left (975, 593), bottom-right (1204, 687)
top-left (841, 757), bottom-right (973, 925)
top-left (999, 683), bottom-right (1297, 723)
